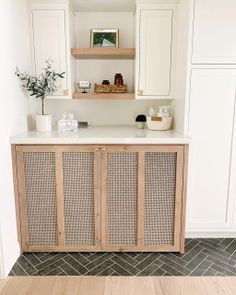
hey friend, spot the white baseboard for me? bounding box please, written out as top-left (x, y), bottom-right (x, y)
top-left (186, 230), bottom-right (236, 239)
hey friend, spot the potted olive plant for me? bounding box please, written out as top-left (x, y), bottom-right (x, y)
top-left (15, 59), bottom-right (65, 132)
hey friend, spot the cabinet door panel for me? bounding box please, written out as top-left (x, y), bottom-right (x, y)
top-left (16, 146), bottom-right (99, 252)
top-left (188, 69), bottom-right (236, 227)
top-left (137, 9), bottom-right (173, 98)
top-left (105, 152), bottom-right (138, 247)
top-left (32, 10), bottom-right (68, 96)
top-left (62, 151), bottom-right (96, 247)
top-left (18, 150), bottom-right (58, 249)
top-left (193, 0), bottom-right (236, 64)
top-left (144, 152), bottom-right (177, 246)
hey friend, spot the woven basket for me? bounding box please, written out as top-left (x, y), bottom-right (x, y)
top-left (94, 84), bottom-right (111, 93)
top-left (94, 84), bottom-right (128, 93)
top-left (111, 84), bottom-right (127, 93)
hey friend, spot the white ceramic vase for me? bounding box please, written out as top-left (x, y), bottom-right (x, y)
top-left (35, 114), bottom-right (52, 132)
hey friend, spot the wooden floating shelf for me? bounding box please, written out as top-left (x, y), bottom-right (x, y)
top-left (71, 48), bottom-right (135, 59)
top-left (73, 92), bottom-right (135, 100)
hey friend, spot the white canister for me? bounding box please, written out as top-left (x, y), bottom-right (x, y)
top-left (35, 114), bottom-right (52, 132)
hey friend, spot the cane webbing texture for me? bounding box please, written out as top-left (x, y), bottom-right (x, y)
top-left (107, 152), bottom-right (138, 245)
top-left (23, 152), bottom-right (58, 246)
top-left (63, 152), bottom-right (95, 246)
top-left (144, 152), bottom-right (176, 246)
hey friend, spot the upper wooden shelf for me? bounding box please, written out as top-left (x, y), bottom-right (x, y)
top-left (71, 48), bottom-right (135, 59)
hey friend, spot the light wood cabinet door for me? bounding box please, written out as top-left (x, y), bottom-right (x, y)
top-left (14, 145), bottom-right (187, 253)
top-left (31, 9), bottom-right (69, 97)
top-left (192, 0), bottom-right (236, 64)
top-left (100, 146), bottom-right (186, 252)
top-left (15, 146), bottom-right (100, 252)
top-left (136, 7), bottom-right (175, 99)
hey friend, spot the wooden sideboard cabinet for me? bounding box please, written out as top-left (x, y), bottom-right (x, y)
top-left (12, 145), bottom-right (188, 253)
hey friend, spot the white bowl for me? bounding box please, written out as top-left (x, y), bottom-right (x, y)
top-left (147, 116), bottom-right (172, 131)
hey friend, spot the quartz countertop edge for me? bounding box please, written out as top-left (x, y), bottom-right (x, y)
top-left (9, 126), bottom-right (190, 145)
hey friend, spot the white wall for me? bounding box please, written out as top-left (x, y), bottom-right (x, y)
top-left (43, 99), bottom-right (172, 127)
top-left (40, 11), bottom-right (173, 127)
top-left (0, 0), bottom-right (31, 278)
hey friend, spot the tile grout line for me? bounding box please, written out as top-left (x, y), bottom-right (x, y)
top-left (84, 258), bottom-right (115, 275)
top-left (84, 253), bottom-right (113, 267)
top-left (210, 262), bottom-right (236, 276)
top-left (66, 253), bottom-right (90, 271)
top-left (181, 242), bottom-right (201, 259)
top-left (95, 263), bottom-right (116, 276)
top-left (32, 256), bottom-right (67, 275)
top-left (135, 256), bottom-right (164, 276)
top-left (201, 263), bottom-right (214, 276)
top-left (32, 253), bottom-right (66, 268)
top-left (22, 255), bottom-right (38, 272)
top-left (111, 253), bottom-right (144, 270)
top-left (109, 258), bottom-right (134, 276)
top-left (224, 239), bottom-right (236, 253)
top-left (15, 261), bottom-right (29, 276)
top-left (182, 247), bottom-right (204, 269)
top-left (62, 261), bottom-right (81, 275)
top-left (205, 252), bottom-right (236, 269)
top-left (188, 255), bottom-right (208, 276)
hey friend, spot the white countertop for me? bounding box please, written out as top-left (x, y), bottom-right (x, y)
top-left (10, 126), bottom-right (190, 145)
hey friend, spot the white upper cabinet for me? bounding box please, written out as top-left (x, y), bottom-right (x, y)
top-left (31, 9), bottom-right (70, 98)
top-left (136, 5), bottom-right (175, 99)
top-left (192, 0), bottom-right (236, 64)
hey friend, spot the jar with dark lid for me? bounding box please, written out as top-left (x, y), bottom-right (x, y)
top-left (114, 73), bottom-right (124, 86)
top-left (102, 80), bottom-right (110, 85)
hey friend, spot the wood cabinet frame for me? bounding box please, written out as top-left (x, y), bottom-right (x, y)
top-left (12, 144), bottom-right (188, 253)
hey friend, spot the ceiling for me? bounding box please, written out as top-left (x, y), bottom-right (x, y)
top-left (71, 0), bottom-right (136, 12)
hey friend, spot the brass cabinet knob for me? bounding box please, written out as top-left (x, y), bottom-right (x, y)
top-left (94, 147), bottom-right (100, 152)
top-left (137, 90), bottom-right (143, 96)
top-left (101, 147), bottom-right (106, 152)
top-left (63, 89), bottom-right (69, 96)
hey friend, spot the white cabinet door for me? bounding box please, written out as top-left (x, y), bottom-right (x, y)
top-left (187, 69), bottom-right (236, 230)
top-left (32, 9), bottom-right (69, 97)
top-left (136, 8), bottom-right (174, 99)
top-left (192, 0), bottom-right (236, 64)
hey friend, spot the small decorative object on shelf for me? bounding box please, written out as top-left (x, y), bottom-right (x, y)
top-left (90, 29), bottom-right (119, 48)
top-left (58, 113), bottom-right (78, 132)
top-left (15, 59), bottom-right (65, 132)
top-left (78, 81), bottom-right (91, 93)
top-left (114, 73), bottom-right (124, 85)
top-left (102, 80), bottom-right (110, 85)
top-left (147, 105), bottom-right (172, 131)
top-left (135, 114), bottom-right (147, 129)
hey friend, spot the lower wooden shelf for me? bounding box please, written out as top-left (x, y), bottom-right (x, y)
top-left (73, 92), bottom-right (135, 100)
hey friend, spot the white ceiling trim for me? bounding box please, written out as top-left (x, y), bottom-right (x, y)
top-left (71, 0), bottom-right (136, 12)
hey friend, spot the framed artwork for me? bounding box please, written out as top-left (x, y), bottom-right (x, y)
top-left (90, 29), bottom-right (119, 48)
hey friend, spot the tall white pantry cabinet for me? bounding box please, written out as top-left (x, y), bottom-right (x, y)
top-left (186, 0), bottom-right (236, 236)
